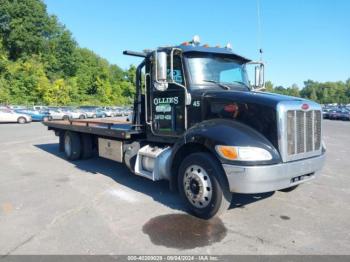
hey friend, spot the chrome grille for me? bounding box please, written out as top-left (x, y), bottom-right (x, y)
top-left (286, 109), bottom-right (321, 158)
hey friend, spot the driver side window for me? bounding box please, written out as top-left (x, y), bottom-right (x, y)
top-left (167, 54), bottom-right (185, 86)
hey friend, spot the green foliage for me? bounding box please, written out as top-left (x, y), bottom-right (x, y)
top-left (0, 0), bottom-right (135, 106)
top-left (267, 79), bottom-right (350, 104)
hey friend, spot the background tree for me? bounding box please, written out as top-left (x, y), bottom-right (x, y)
top-left (0, 0), bottom-right (136, 106)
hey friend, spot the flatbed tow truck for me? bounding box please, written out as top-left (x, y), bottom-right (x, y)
top-left (43, 36), bottom-right (326, 219)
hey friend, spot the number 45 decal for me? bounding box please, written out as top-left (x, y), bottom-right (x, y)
top-left (192, 100), bottom-right (200, 107)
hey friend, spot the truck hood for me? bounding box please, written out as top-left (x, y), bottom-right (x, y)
top-left (200, 90), bottom-right (306, 108)
top-left (196, 90), bottom-right (308, 152)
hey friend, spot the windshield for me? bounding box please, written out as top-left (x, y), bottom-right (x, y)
top-left (186, 54), bottom-right (250, 90)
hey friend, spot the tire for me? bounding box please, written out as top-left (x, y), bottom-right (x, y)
top-left (79, 115), bottom-right (85, 119)
top-left (62, 115), bottom-right (69, 121)
top-left (92, 114), bottom-right (97, 118)
top-left (64, 131), bottom-right (81, 160)
top-left (81, 134), bottom-right (94, 159)
top-left (279, 185), bottom-right (299, 192)
top-left (42, 116), bottom-right (49, 122)
top-left (17, 117), bottom-right (26, 124)
top-left (178, 152), bottom-right (232, 219)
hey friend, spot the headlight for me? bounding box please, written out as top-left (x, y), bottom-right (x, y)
top-left (215, 145), bottom-right (272, 161)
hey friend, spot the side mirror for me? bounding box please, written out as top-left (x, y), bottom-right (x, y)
top-left (154, 51), bottom-right (168, 91)
top-left (254, 66), bottom-right (260, 87)
top-left (253, 63), bottom-right (265, 89)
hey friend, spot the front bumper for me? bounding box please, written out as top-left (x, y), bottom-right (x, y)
top-left (223, 153), bottom-right (326, 193)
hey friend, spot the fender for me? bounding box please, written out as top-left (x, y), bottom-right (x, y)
top-left (171, 118), bottom-right (281, 167)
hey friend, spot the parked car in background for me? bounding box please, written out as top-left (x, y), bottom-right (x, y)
top-left (322, 108), bottom-right (332, 119)
top-left (340, 109), bottom-right (350, 121)
top-left (95, 109), bottom-right (107, 118)
top-left (83, 108), bottom-right (98, 118)
top-left (113, 107), bottom-right (124, 116)
top-left (329, 110), bottom-right (343, 120)
top-left (0, 109), bottom-right (32, 124)
top-left (32, 105), bottom-right (48, 111)
top-left (15, 109), bottom-right (52, 121)
top-left (47, 109), bottom-right (71, 120)
top-left (61, 108), bottom-right (87, 119)
top-left (8, 105), bottom-right (26, 110)
top-left (100, 107), bottom-right (115, 117)
top-left (78, 107), bottom-right (105, 118)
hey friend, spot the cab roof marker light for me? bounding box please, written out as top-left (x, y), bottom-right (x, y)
top-left (192, 35), bottom-right (201, 46)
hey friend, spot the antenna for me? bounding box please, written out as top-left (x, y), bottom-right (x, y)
top-left (256, 0), bottom-right (263, 61)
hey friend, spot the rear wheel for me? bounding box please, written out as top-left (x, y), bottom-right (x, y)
top-left (17, 117), bottom-right (26, 124)
top-left (42, 116), bottom-right (49, 122)
top-left (178, 152), bottom-right (232, 219)
top-left (62, 115), bottom-right (69, 120)
top-left (79, 115), bottom-right (85, 119)
top-left (92, 114), bottom-right (97, 118)
top-left (64, 131), bottom-right (81, 160)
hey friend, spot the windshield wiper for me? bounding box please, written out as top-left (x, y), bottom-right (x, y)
top-left (203, 80), bottom-right (230, 90)
top-left (231, 81), bottom-right (250, 89)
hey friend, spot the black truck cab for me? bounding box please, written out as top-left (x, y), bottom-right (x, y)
top-left (132, 44), bottom-right (261, 142)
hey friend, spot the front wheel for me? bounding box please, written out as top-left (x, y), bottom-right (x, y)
top-left (178, 152), bottom-right (232, 219)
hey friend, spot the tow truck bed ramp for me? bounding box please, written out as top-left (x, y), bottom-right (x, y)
top-left (43, 119), bottom-right (143, 139)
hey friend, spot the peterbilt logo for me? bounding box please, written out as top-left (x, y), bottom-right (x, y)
top-left (301, 103), bottom-right (310, 110)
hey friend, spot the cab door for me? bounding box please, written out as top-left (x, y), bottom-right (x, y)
top-left (149, 52), bottom-right (187, 137)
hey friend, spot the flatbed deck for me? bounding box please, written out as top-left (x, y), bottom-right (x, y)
top-left (43, 118), bottom-right (144, 139)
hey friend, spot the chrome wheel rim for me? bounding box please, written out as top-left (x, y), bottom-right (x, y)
top-left (64, 135), bottom-right (71, 157)
top-left (183, 164), bottom-right (212, 208)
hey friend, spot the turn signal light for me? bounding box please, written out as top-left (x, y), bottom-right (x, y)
top-left (215, 145), bottom-right (273, 161)
top-left (216, 146), bottom-right (238, 160)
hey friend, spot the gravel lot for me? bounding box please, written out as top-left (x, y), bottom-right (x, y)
top-left (0, 120), bottom-right (349, 255)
